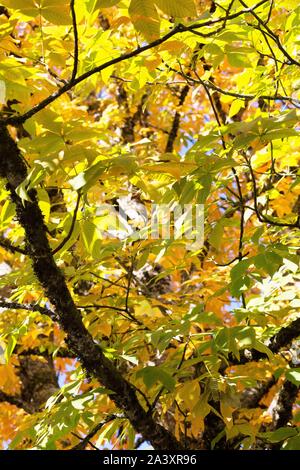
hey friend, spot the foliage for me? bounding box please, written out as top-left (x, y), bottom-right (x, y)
top-left (0, 0), bottom-right (299, 450)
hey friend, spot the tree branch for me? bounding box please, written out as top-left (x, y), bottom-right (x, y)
top-left (70, 415), bottom-right (117, 450)
top-left (0, 125), bottom-right (182, 450)
top-left (271, 379), bottom-right (299, 430)
top-left (0, 390), bottom-right (32, 413)
top-left (52, 191), bottom-right (81, 255)
top-left (165, 85), bottom-right (189, 153)
top-left (0, 300), bottom-right (57, 321)
top-left (228, 317), bottom-right (300, 366)
top-left (0, 235), bottom-right (26, 255)
top-left (70, 0), bottom-right (79, 82)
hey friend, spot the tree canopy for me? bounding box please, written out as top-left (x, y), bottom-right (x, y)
top-left (0, 0), bottom-right (299, 451)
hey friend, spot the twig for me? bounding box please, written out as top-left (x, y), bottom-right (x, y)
top-left (70, 0), bottom-right (79, 82)
top-left (0, 300), bottom-right (57, 320)
top-left (52, 192), bottom-right (81, 255)
top-left (165, 85), bottom-right (189, 153)
top-left (70, 415), bottom-right (117, 450)
top-left (77, 303), bottom-right (145, 326)
top-left (0, 235), bottom-right (26, 255)
top-left (215, 251), bottom-right (249, 267)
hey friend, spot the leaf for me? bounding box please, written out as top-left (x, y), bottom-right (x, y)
top-left (254, 252), bottom-right (282, 277)
top-left (209, 222), bottom-right (223, 249)
top-left (96, 0), bottom-right (121, 7)
top-left (176, 380), bottom-right (200, 410)
top-left (4, 0), bottom-right (71, 24)
top-left (226, 50), bottom-right (252, 68)
top-left (15, 164), bottom-right (47, 203)
top-left (0, 200), bottom-right (16, 225)
top-left (128, 0), bottom-right (160, 41)
top-left (136, 366), bottom-right (175, 391)
top-left (154, 0), bottom-right (196, 17)
top-left (229, 99), bottom-right (244, 118)
top-left (190, 393), bottom-right (211, 437)
top-left (0, 80), bottom-right (6, 104)
top-left (0, 340), bottom-right (6, 365)
top-left (80, 219), bottom-right (98, 255)
top-left (69, 161), bottom-right (105, 191)
top-left (4, 335), bottom-right (17, 363)
top-left (282, 433), bottom-right (300, 450)
top-left (230, 258), bottom-right (251, 281)
top-left (263, 427), bottom-right (298, 443)
top-left (37, 188), bottom-right (50, 223)
top-left (286, 368), bottom-right (300, 385)
top-left (220, 399), bottom-right (234, 429)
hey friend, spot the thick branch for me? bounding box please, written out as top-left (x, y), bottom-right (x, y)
top-left (271, 379), bottom-right (298, 430)
top-left (0, 390), bottom-right (32, 413)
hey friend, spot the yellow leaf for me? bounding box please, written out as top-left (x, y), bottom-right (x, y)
top-left (229, 99), bottom-right (244, 118)
top-left (128, 0), bottom-right (160, 41)
top-left (176, 380), bottom-right (200, 410)
top-left (155, 0), bottom-right (196, 17)
top-left (220, 399), bottom-right (235, 430)
top-left (190, 395), bottom-right (211, 438)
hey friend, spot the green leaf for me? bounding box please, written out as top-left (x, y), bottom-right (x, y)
top-left (229, 99), bottom-right (244, 118)
top-left (254, 252), bottom-right (282, 277)
top-left (209, 222), bottom-right (223, 249)
top-left (0, 340), bottom-right (6, 365)
top-left (69, 162), bottom-right (105, 191)
top-left (282, 433), bottom-right (300, 450)
top-left (80, 219), bottom-right (98, 254)
top-left (137, 366), bottom-right (175, 391)
top-left (0, 199), bottom-right (16, 225)
top-left (286, 368), bottom-right (300, 385)
top-left (226, 47), bottom-right (253, 68)
top-left (197, 175), bottom-right (212, 204)
top-left (265, 427), bottom-right (298, 443)
top-left (4, 0), bottom-right (72, 25)
top-left (15, 164), bottom-right (47, 203)
top-left (253, 340), bottom-right (273, 360)
top-left (4, 335), bottom-right (17, 362)
top-left (230, 259), bottom-right (251, 281)
top-left (179, 180), bottom-right (196, 204)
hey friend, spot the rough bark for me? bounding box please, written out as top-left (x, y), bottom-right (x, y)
top-left (0, 356), bottom-right (59, 414)
top-left (18, 357), bottom-right (59, 413)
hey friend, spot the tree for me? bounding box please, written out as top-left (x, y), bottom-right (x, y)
top-left (0, 0), bottom-right (299, 451)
